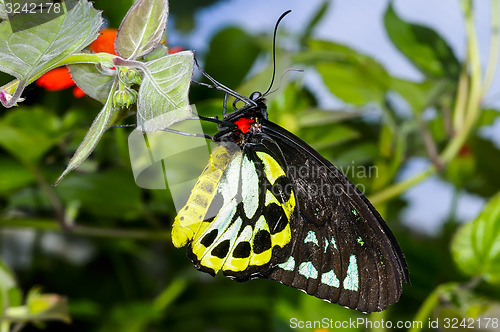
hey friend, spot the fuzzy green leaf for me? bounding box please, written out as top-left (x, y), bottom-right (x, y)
top-left (56, 78), bottom-right (119, 184)
top-left (0, 0), bottom-right (102, 107)
top-left (0, 0), bottom-right (8, 20)
top-left (115, 0), bottom-right (169, 59)
top-left (136, 51), bottom-right (194, 132)
top-left (69, 63), bottom-right (116, 104)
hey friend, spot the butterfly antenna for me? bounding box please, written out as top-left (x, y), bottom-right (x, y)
top-left (262, 10), bottom-right (292, 97)
top-left (194, 57), bottom-right (256, 106)
top-left (266, 67), bottom-right (304, 95)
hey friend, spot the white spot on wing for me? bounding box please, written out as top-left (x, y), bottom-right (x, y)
top-left (298, 261), bottom-right (318, 279)
top-left (241, 155), bottom-right (259, 219)
top-left (218, 151), bottom-right (242, 204)
top-left (343, 255), bottom-right (359, 291)
top-left (321, 270), bottom-right (340, 288)
top-left (304, 231), bottom-right (319, 246)
top-left (278, 256), bottom-right (295, 271)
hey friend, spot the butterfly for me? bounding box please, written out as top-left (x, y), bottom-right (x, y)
top-left (170, 11), bottom-right (409, 313)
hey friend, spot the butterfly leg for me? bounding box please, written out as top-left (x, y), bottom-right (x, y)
top-left (159, 127), bottom-right (213, 139)
top-left (223, 93), bottom-right (228, 118)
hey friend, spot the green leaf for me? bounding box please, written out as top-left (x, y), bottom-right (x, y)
top-left (56, 78), bottom-right (119, 184)
top-left (299, 0), bottom-right (330, 46)
top-left (26, 288), bottom-right (70, 323)
top-left (204, 27), bottom-right (261, 89)
top-left (0, 1), bottom-right (8, 20)
top-left (115, 0), bottom-right (169, 59)
top-left (296, 109), bottom-right (364, 128)
top-left (391, 77), bottom-right (435, 111)
top-left (296, 40), bottom-right (390, 105)
top-left (0, 259), bottom-right (22, 315)
top-left (0, 259), bottom-right (17, 291)
top-left (56, 169), bottom-right (142, 219)
top-left (136, 51), bottom-right (194, 132)
top-left (0, 157), bottom-right (35, 193)
top-left (477, 108), bottom-right (500, 128)
top-left (0, 107), bottom-right (67, 164)
top-left (302, 124), bottom-right (360, 150)
top-left (143, 44), bottom-right (169, 62)
top-left (467, 135), bottom-right (500, 197)
top-left (384, 4), bottom-right (460, 78)
top-left (4, 287), bottom-right (70, 323)
top-left (0, 0), bottom-right (102, 107)
top-left (451, 192), bottom-right (500, 284)
top-left (69, 63), bottom-right (116, 103)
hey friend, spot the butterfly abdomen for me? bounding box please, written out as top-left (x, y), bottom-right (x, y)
top-left (171, 146), bottom-right (232, 248)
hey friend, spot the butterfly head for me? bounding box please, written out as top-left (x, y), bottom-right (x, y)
top-left (212, 91), bottom-right (268, 144)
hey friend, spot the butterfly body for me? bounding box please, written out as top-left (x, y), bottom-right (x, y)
top-left (172, 91), bottom-right (409, 312)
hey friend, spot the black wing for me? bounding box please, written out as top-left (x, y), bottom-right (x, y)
top-left (257, 120), bottom-right (409, 313)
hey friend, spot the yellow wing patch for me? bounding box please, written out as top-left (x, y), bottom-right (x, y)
top-left (256, 151), bottom-right (285, 185)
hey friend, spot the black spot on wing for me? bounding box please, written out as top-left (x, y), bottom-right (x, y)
top-left (270, 175), bottom-right (292, 203)
top-left (264, 203), bottom-right (288, 234)
top-left (212, 239), bottom-right (230, 258)
top-left (253, 230), bottom-right (271, 254)
top-left (201, 229), bottom-right (218, 247)
top-left (233, 241), bottom-right (251, 258)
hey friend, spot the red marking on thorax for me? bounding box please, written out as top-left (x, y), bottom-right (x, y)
top-left (234, 118), bottom-right (255, 134)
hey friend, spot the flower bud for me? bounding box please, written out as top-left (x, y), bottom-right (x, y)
top-left (113, 87), bottom-right (137, 108)
top-left (119, 67), bottom-right (142, 85)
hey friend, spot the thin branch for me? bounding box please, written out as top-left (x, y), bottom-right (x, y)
top-left (481, 0), bottom-right (499, 97)
top-left (0, 218), bottom-right (171, 241)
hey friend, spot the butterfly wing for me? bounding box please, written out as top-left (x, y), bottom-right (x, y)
top-left (172, 120), bottom-right (408, 313)
top-left (173, 144), bottom-right (295, 279)
top-left (257, 120), bottom-right (409, 313)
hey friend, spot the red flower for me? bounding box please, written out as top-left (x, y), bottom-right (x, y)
top-left (168, 46), bottom-right (184, 54)
top-left (36, 67), bottom-right (75, 91)
top-left (89, 28), bottom-right (118, 55)
top-left (72, 86), bottom-right (86, 98)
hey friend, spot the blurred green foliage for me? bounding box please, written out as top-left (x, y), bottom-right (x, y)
top-left (1, 0), bottom-right (500, 331)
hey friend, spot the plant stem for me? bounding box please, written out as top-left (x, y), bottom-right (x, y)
top-left (0, 218), bottom-right (171, 241)
top-left (481, 0), bottom-right (499, 97)
top-left (0, 321), bottom-right (10, 332)
top-left (370, 0), bottom-right (492, 205)
top-left (28, 163), bottom-right (67, 229)
top-left (452, 63), bottom-right (469, 132)
top-left (369, 168), bottom-right (434, 206)
top-left (409, 283), bottom-right (458, 332)
top-left (153, 278), bottom-right (188, 312)
top-left (0, 52), bottom-right (117, 96)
